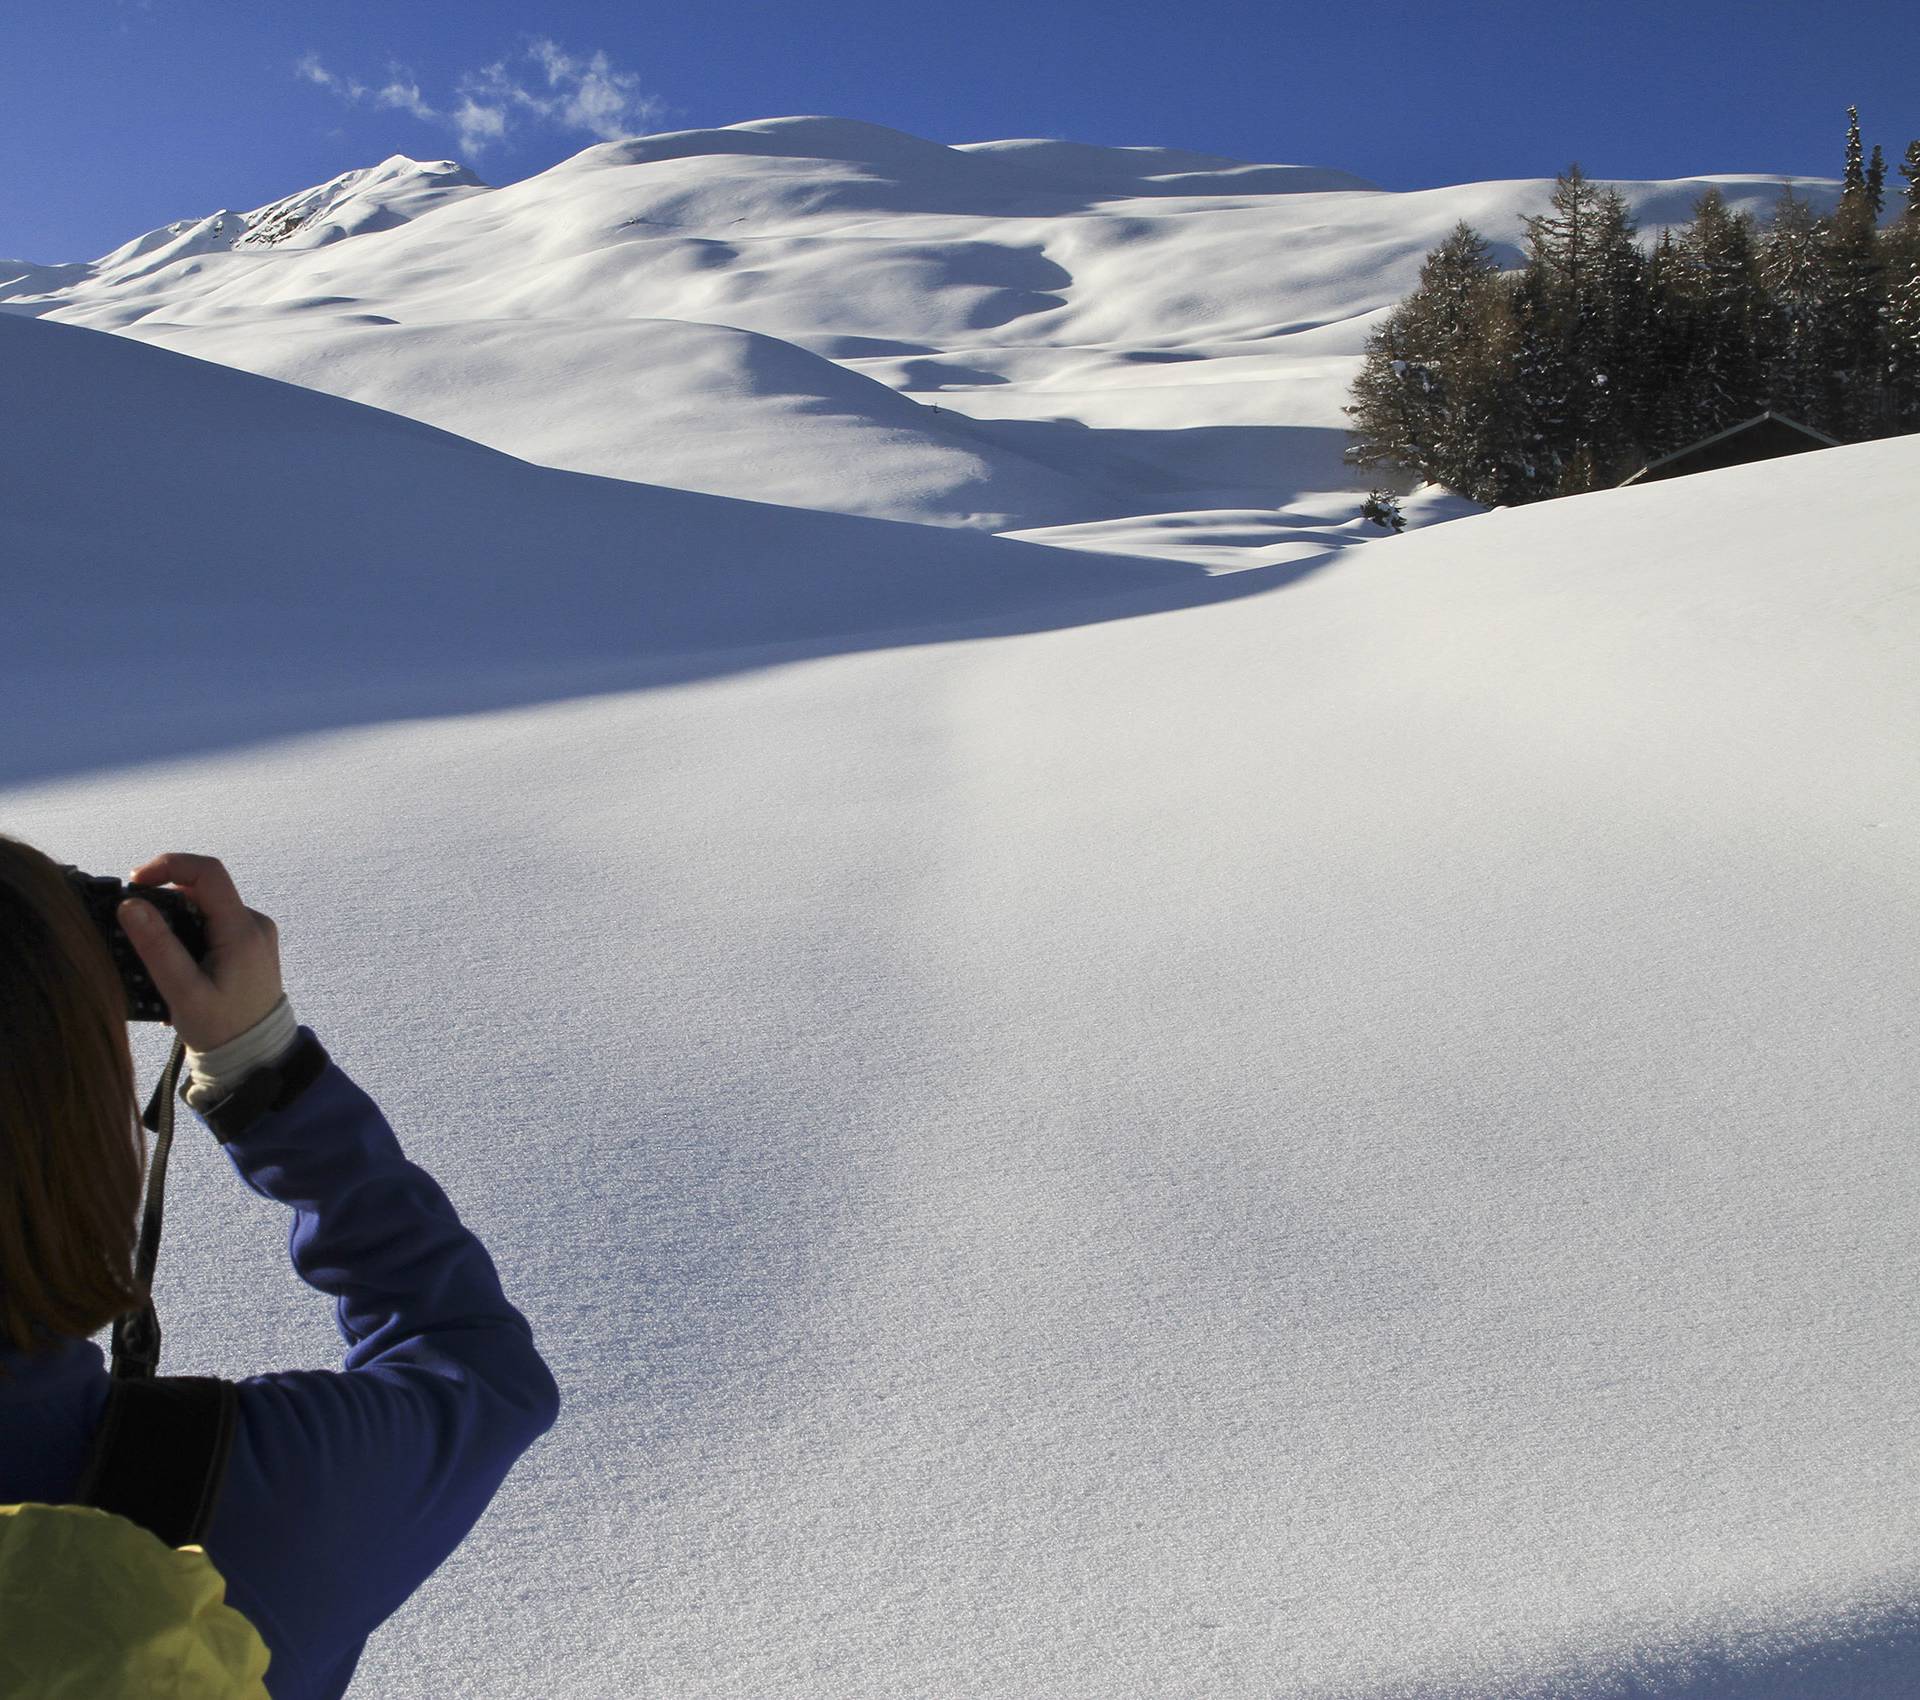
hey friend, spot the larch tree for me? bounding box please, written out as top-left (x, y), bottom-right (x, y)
top-left (1758, 189), bottom-right (1830, 426)
top-left (1514, 168), bottom-right (1655, 490)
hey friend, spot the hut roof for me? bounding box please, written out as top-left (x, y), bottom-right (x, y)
top-left (1619, 412), bottom-right (1840, 487)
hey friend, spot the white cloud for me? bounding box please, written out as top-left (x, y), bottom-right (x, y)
top-left (296, 53), bottom-right (368, 103)
top-left (375, 78), bottom-right (437, 123)
top-left (527, 39), bottom-right (661, 140)
top-left (451, 96), bottom-right (509, 157)
top-left (296, 41), bottom-right (662, 159)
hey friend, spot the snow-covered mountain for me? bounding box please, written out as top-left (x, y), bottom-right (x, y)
top-left (0, 156), bottom-right (483, 296)
top-left (4, 122), bottom-right (1914, 1700)
top-left (1, 117), bottom-right (1834, 545)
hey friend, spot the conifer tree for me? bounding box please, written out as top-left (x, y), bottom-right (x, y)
top-left (1345, 223), bottom-right (1527, 502)
top-left (1866, 145), bottom-right (1887, 219)
top-left (1900, 141), bottom-right (1920, 221)
top-left (1513, 166), bottom-right (1601, 481)
top-left (1882, 217), bottom-right (1920, 427)
top-left (1520, 163), bottom-right (1603, 291)
top-left (1591, 188), bottom-right (1660, 454)
top-left (1360, 490), bottom-right (1407, 532)
top-left (1408, 224), bottom-right (1525, 498)
top-left (1443, 265), bottom-right (1528, 499)
top-left (1345, 304), bottom-right (1434, 479)
top-left (1758, 189), bottom-right (1830, 425)
top-left (1818, 192), bottom-right (1887, 434)
top-left (1515, 168), bottom-right (1654, 489)
top-left (1643, 231), bottom-right (1706, 451)
top-left (1502, 263), bottom-right (1567, 496)
top-left (1661, 188), bottom-right (1768, 442)
top-left (1843, 107), bottom-right (1866, 201)
top-left (1828, 109), bottom-right (1887, 432)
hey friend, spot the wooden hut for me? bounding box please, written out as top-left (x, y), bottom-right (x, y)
top-left (1619, 412), bottom-right (1840, 487)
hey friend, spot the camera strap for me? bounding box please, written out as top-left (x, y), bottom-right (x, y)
top-left (110, 1035), bottom-right (189, 1381)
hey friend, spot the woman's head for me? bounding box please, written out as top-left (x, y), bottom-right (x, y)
top-left (0, 833), bottom-right (144, 1356)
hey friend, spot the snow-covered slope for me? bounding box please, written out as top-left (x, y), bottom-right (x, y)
top-left (6, 302), bottom-right (1918, 1699)
top-left (0, 311), bottom-right (1215, 788)
top-left (128, 315), bottom-right (1132, 531)
top-left (0, 118), bottom-right (1837, 549)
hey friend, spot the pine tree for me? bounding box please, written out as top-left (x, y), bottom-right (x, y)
top-left (1881, 217), bottom-right (1920, 427)
top-left (1503, 263), bottom-right (1567, 498)
top-left (1819, 192), bottom-right (1887, 434)
top-left (1900, 141), bottom-right (1920, 221)
top-left (1360, 490), bottom-right (1406, 532)
top-left (1345, 304), bottom-right (1434, 479)
top-left (1344, 223), bottom-right (1526, 502)
top-left (1843, 106), bottom-right (1866, 201)
top-left (1407, 225), bottom-right (1517, 497)
top-left (1866, 145), bottom-right (1887, 219)
top-left (1449, 276), bottom-right (1534, 503)
top-left (1643, 230), bottom-right (1707, 452)
top-left (1829, 108), bottom-right (1887, 432)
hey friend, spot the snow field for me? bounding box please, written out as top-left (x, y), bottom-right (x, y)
top-left (5, 289), bottom-right (1917, 1692)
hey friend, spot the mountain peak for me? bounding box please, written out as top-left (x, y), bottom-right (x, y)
top-left (236, 155), bottom-right (487, 249)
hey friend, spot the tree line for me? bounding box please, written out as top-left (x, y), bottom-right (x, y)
top-left (1346, 109), bottom-right (1920, 505)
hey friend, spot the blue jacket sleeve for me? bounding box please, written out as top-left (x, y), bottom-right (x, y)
top-left (196, 1029), bottom-right (561, 1700)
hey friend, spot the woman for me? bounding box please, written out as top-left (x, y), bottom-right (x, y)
top-left (0, 836), bottom-right (560, 1697)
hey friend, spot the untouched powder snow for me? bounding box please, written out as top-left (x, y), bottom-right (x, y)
top-left (4, 305), bottom-right (1918, 1698)
top-left (0, 118), bottom-right (1839, 554)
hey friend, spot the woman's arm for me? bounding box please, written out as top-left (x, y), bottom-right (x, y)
top-left (120, 855), bottom-right (560, 1700)
top-left (198, 1026), bottom-right (560, 1698)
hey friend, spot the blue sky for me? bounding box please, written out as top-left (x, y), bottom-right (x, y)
top-left (4, 0), bottom-right (1916, 261)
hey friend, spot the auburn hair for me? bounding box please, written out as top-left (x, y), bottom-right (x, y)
top-left (0, 833), bottom-right (146, 1357)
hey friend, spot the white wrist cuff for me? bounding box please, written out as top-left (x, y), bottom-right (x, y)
top-left (185, 994), bottom-right (300, 1099)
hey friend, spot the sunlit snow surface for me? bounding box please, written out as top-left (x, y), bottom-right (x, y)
top-left (1, 116), bottom-right (1836, 546)
top-left (3, 124), bottom-right (1916, 1700)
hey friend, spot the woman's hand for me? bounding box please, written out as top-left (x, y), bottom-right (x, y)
top-left (118, 853), bottom-right (286, 1053)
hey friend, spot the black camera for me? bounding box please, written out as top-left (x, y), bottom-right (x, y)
top-left (60, 866), bottom-right (210, 1024)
